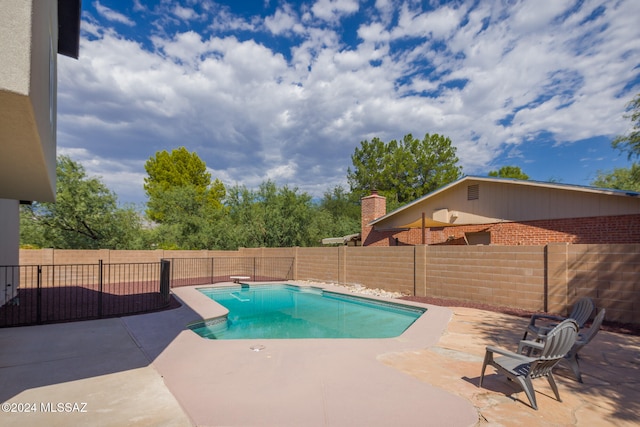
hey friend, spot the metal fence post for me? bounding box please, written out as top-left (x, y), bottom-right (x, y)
top-left (170, 258), bottom-right (175, 288)
top-left (36, 265), bottom-right (42, 324)
top-left (160, 259), bottom-right (171, 303)
top-left (98, 260), bottom-right (103, 318)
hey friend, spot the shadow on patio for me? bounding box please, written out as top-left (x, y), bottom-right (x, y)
top-left (381, 306), bottom-right (640, 426)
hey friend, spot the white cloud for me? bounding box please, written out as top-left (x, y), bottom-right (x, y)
top-left (173, 5), bottom-right (200, 21)
top-left (265, 4), bottom-right (305, 35)
top-left (94, 1), bottom-right (135, 26)
top-left (392, 3), bottom-right (465, 40)
top-left (396, 0), bottom-right (640, 172)
top-left (209, 9), bottom-right (258, 32)
top-left (311, 0), bottom-right (359, 22)
top-left (374, 0), bottom-right (396, 24)
top-left (57, 147), bottom-right (147, 206)
top-left (57, 0), bottom-right (640, 204)
top-left (357, 21), bottom-right (390, 44)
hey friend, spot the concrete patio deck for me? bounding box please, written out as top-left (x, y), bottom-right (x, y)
top-left (0, 282), bottom-right (638, 426)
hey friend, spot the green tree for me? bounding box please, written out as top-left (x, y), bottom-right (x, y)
top-left (20, 156), bottom-right (143, 249)
top-left (312, 185), bottom-right (361, 240)
top-left (257, 182), bottom-right (314, 247)
top-left (222, 184), bottom-right (263, 249)
top-left (403, 133), bottom-right (462, 199)
top-left (591, 164), bottom-right (640, 192)
top-left (612, 93), bottom-right (640, 158)
top-left (592, 93), bottom-right (640, 192)
top-left (144, 147), bottom-right (225, 222)
top-left (319, 185), bottom-right (360, 222)
top-left (220, 181), bottom-right (319, 248)
top-left (146, 185), bottom-right (228, 249)
top-left (348, 133), bottom-right (462, 209)
top-left (347, 137), bottom-right (388, 196)
top-left (488, 166), bottom-right (529, 180)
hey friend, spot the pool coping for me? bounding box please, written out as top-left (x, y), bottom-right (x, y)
top-left (183, 282), bottom-right (429, 339)
top-left (126, 281), bottom-right (479, 426)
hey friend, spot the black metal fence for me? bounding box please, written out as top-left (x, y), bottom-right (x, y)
top-left (0, 257), bottom-right (294, 327)
top-left (169, 257), bottom-right (295, 287)
top-left (0, 261), bottom-right (171, 327)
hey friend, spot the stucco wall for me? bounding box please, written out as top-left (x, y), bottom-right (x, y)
top-left (0, 200), bottom-right (20, 305)
top-left (0, 0), bottom-right (59, 202)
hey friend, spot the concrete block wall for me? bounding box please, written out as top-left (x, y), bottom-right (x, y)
top-left (566, 244), bottom-right (640, 323)
top-left (422, 245), bottom-right (546, 312)
top-left (546, 243), bottom-right (569, 316)
top-left (19, 249), bottom-right (249, 265)
top-left (16, 245), bottom-right (640, 325)
top-left (343, 246), bottom-right (416, 295)
top-left (295, 247), bottom-right (340, 283)
top-left (238, 247), bottom-right (297, 258)
top-left (293, 244), bottom-right (639, 324)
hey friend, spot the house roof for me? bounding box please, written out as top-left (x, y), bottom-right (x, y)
top-left (58, 0), bottom-right (82, 59)
top-left (322, 233), bottom-right (361, 245)
top-left (370, 176), bottom-right (640, 229)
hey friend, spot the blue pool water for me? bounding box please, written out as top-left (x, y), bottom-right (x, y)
top-left (189, 284), bottom-right (425, 339)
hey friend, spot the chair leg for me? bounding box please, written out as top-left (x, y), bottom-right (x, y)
top-left (479, 353), bottom-right (490, 387)
top-left (563, 356), bottom-right (583, 383)
top-left (515, 376), bottom-right (538, 410)
top-left (547, 373), bottom-right (561, 401)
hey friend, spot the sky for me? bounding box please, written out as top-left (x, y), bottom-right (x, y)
top-left (57, 0), bottom-right (640, 206)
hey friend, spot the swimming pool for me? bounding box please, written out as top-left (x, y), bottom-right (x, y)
top-left (189, 284), bottom-right (425, 339)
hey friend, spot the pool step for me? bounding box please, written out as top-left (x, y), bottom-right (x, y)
top-left (229, 292), bottom-right (250, 302)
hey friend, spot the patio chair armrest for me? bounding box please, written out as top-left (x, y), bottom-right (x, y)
top-left (517, 339), bottom-right (544, 354)
top-left (485, 345), bottom-right (534, 362)
top-left (529, 313), bottom-right (564, 325)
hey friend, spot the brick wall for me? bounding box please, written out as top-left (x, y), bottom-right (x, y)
top-left (361, 191), bottom-right (389, 246)
top-left (364, 214), bottom-right (640, 246)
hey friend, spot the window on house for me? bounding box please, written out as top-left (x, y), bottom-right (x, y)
top-left (465, 231), bottom-right (490, 245)
top-left (467, 184), bottom-right (479, 200)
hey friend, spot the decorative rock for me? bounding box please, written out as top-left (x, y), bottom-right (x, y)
top-left (297, 280), bottom-right (403, 299)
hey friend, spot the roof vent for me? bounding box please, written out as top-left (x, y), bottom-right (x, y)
top-left (467, 184), bottom-right (479, 200)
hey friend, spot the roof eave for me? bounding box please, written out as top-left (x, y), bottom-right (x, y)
top-left (369, 175), bottom-right (640, 227)
top-left (58, 0), bottom-right (82, 59)
top-left (369, 176), bottom-right (470, 226)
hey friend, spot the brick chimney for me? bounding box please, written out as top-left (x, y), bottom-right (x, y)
top-left (361, 190), bottom-right (386, 244)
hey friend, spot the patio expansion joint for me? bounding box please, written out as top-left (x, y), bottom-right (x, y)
top-left (0, 354), bottom-right (84, 370)
top-left (119, 318), bottom-right (154, 365)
